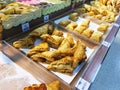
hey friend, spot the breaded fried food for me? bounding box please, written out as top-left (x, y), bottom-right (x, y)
top-left (23, 81), bottom-right (60, 90)
top-left (47, 56), bottom-right (74, 74)
top-left (13, 36), bottom-right (35, 49)
top-left (97, 23), bottom-right (109, 33)
top-left (40, 34), bottom-right (64, 48)
top-left (58, 20), bottom-right (71, 27)
top-left (73, 40), bottom-right (87, 68)
top-left (82, 29), bottom-right (94, 38)
top-left (90, 31), bottom-right (103, 42)
top-left (26, 42), bottom-right (49, 57)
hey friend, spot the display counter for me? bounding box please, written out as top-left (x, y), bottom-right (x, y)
top-left (0, 0), bottom-right (120, 90)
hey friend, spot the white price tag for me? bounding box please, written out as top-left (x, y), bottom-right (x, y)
top-left (113, 23), bottom-right (120, 27)
top-left (44, 15), bottom-right (49, 23)
top-left (76, 78), bottom-right (90, 90)
top-left (72, 0), bottom-right (75, 10)
top-left (22, 23), bottom-right (30, 32)
top-left (72, 4), bottom-right (75, 10)
top-left (102, 41), bottom-right (110, 47)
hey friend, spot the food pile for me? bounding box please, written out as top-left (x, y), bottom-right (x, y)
top-left (13, 24), bottom-right (87, 75)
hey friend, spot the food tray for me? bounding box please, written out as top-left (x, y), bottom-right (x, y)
top-left (4, 22), bottom-right (99, 85)
top-left (74, 1), bottom-right (120, 25)
top-left (54, 13), bottom-right (113, 45)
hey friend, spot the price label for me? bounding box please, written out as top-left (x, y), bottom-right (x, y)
top-left (102, 41), bottom-right (110, 47)
top-left (72, 0), bottom-right (75, 10)
top-left (22, 23), bottom-right (30, 32)
top-left (113, 23), bottom-right (120, 27)
top-left (44, 15), bottom-right (49, 23)
top-left (76, 78), bottom-right (90, 90)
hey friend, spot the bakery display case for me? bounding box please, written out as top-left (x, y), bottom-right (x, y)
top-left (1, 0), bottom-right (72, 39)
top-left (1, 0), bottom-right (120, 90)
top-left (5, 21), bottom-right (100, 86)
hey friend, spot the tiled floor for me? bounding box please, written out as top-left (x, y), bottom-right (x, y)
top-left (89, 30), bottom-right (120, 90)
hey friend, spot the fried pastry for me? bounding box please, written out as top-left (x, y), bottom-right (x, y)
top-left (58, 39), bottom-right (71, 54)
top-left (24, 83), bottom-right (47, 90)
top-left (30, 50), bottom-right (57, 63)
top-left (94, 14), bottom-right (103, 19)
top-left (47, 56), bottom-right (74, 74)
top-left (97, 23), bottom-right (109, 33)
top-left (13, 36), bottom-right (35, 49)
top-left (66, 22), bottom-right (78, 31)
top-left (90, 31), bottom-right (103, 42)
top-left (75, 7), bottom-right (87, 14)
top-left (58, 20), bottom-right (71, 27)
top-left (29, 24), bottom-right (49, 38)
top-left (73, 40), bottom-right (87, 68)
top-left (87, 11), bottom-right (95, 16)
top-left (23, 81), bottom-right (60, 90)
top-left (48, 24), bottom-right (54, 35)
top-left (47, 81), bottom-right (60, 90)
top-left (40, 34), bottom-right (64, 48)
top-left (80, 19), bottom-right (90, 28)
top-left (82, 29), bottom-right (94, 38)
top-left (69, 12), bottom-right (79, 21)
top-left (28, 30), bottom-right (40, 38)
top-left (53, 40), bottom-right (78, 60)
top-left (26, 42), bottom-right (49, 57)
top-left (83, 4), bottom-right (92, 11)
top-left (74, 25), bottom-right (87, 34)
top-left (52, 29), bottom-right (63, 36)
top-left (66, 34), bottom-right (75, 47)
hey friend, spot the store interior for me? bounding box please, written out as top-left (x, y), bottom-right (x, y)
top-left (0, 0), bottom-right (120, 90)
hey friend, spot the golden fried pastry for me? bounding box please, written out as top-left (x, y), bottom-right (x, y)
top-left (103, 13), bottom-right (115, 23)
top-left (66, 34), bottom-right (75, 47)
top-left (69, 12), bottom-right (79, 21)
top-left (75, 8), bottom-right (87, 14)
top-left (101, 0), bottom-right (107, 5)
top-left (97, 23), bottom-right (109, 33)
top-left (30, 50), bottom-right (57, 63)
top-left (29, 24), bottom-right (49, 38)
top-left (66, 22), bottom-right (78, 31)
top-left (48, 24), bottom-right (54, 35)
top-left (99, 10), bottom-right (107, 16)
top-left (80, 19), bottom-right (90, 28)
top-left (23, 81), bottom-right (60, 90)
top-left (46, 38), bottom-right (78, 60)
top-left (26, 42), bottom-right (49, 57)
top-left (52, 29), bottom-right (63, 36)
top-left (47, 81), bottom-right (60, 90)
top-left (87, 11), bottom-right (95, 16)
top-left (82, 29), bottom-right (94, 38)
top-left (94, 14), bottom-right (103, 19)
top-left (58, 20), bottom-right (71, 27)
top-left (47, 56), bottom-right (73, 74)
top-left (73, 40), bottom-right (87, 68)
top-left (74, 25), bottom-right (87, 34)
top-left (24, 83), bottom-right (47, 90)
top-left (13, 36), bottom-right (35, 49)
top-left (91, 7), bottom-right (100, 15)
top-left (90, 31), bottom-right (103, 42)
top-left (58, 39), bottom-right (71, 53)
top-left (83, 4), bottom-right (92, 11)
top-left (40, 34), bottom-right (64, 48)
top-left (53, 40), bottom-right (78, 60)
